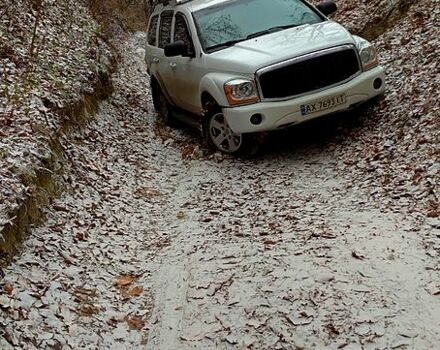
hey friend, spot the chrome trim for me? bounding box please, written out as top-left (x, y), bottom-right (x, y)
top-left (255, 44), bottom-right (362, 102)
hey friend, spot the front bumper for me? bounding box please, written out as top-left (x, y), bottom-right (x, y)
top-left (223, 66), bottom-right (385, 134)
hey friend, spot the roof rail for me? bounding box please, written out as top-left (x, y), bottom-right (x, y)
top-left (149, 0), bottom-right (197, 8)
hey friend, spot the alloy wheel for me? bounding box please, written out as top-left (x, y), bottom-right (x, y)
top-left (208, 112), bottom-right (242, 153)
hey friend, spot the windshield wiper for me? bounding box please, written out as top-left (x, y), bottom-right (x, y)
top-left (246, 24), bottom-right (300, 40)
top-left (206, 39), bottom-right (243, 52)
top-left (205, 24), bottom-right (301, 52)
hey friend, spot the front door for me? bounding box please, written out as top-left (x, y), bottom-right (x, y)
top-left (167, 12), bottom-right (202, 114)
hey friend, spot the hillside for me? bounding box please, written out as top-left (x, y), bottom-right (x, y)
top-left (0, 0), bottom-right (114, 256)
top-left (333, 0), bottom-right (439, 218)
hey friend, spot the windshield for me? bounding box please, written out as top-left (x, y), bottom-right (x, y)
top-left (193, 0), bottom-right (323, 52)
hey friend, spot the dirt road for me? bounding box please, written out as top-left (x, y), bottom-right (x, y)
top-left (0, 33), bottom-right (439, 350)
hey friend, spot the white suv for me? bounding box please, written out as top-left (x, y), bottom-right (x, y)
top-left (145, 0), bottom-right (385, 154)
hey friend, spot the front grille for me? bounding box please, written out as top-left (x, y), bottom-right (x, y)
top-left (257, 46), bottom-right (360, 100)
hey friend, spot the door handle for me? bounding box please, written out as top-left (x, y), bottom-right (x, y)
top-left (152, 58), bottom-right (159, 64)
top-left (169, 62), bottom-right (177, 69)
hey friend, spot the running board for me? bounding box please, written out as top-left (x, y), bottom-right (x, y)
top-left (170, 109), bottom-right (200, 129)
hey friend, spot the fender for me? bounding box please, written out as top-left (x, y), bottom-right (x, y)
top-left (199, 73), bottom-right (252, 108)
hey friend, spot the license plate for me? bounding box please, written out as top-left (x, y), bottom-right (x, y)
top-left (300, 94), bottom-right (346, 116)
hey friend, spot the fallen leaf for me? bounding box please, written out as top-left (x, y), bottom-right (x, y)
top-left (125, 315), bottom-right (145, 330)
top-left (77, 304), bottom-right (100, 317)
top-left (181, 144), bottom-right (195, 160)
top-left (352, 250), bottom-right (366, 260)
top-left (224, 335), bottom-right (238, 345)
top-left (114, 274), bottom-right (137, 289)
top-left (263, 239), bottom-right (278, 245)
top-left (427, 210), bottom-right (439, 218)
top-left (73, 287), bottom-right (97, 302)
top-left (3, 283), bottom-right (13, 295)
top-left (122, 286), bottom-right (143, 298)
top-left (134, 187), bottom-right (161, 198)
top-left (53, 204), bottom-right (69, 212)
top-left (426, 282), bottom-right (440, 296)
top-left (176, 211), bottom-right (186, 219)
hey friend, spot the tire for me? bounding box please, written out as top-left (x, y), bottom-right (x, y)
top-left (151, 79), bottom-right (161, 112)
top-left (202, 105), bottom-right (260, 157)
top-left (151, 80), bottom-right (175, 126)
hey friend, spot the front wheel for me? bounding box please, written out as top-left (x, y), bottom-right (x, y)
top-left (203, 108), bottom-right (260, 156)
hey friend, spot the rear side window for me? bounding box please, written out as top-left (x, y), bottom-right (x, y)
top-left (174, 13), bottom-right (195, 55)
top-left (159, 11), bottom-right (173, 48)
top-left (148, 15), bottom-right (159, 46)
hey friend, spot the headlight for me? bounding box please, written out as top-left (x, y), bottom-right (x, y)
top-left (224, 79), bottom-right (259, 106)
top-left (356, 39), bottom-right (379, 71)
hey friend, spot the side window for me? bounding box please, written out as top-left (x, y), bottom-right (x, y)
top-left (147, 15), bottom-right (159, 46)
top-left (174, 13), bottom-right (195, 55)
top-left (159, 11), bottom-right (173, 49)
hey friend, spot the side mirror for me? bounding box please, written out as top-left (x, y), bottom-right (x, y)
top-left (164, 40), bottom-right (190, 57)
top-left (316, 1), bottom-right (337, 16)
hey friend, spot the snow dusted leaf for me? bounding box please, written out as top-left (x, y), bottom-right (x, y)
top-left (77, 304), bottom-right (100, 317)
top-left (3, 283), bottom-right (13, 295)
top-left (0, 295), bottom-right (12, 308)
top-left (125, 315), bottom-right (145, 331)
top-left (122, 286), bottom-right (143, 299)
top-left (114, 275), bottom-right (138, 289)
top-left (176, 211), bottom-right (186, 219)
top-left (17, 291), bottom-right (36, 308)
top-left (133, 187), bottom-right (161, 198)
top-left (113, 324), bottom-right (130, 340)
top-left (351, 250), bottom-right (366, 260)
top-left (426, 282), bottom-right (440, 296)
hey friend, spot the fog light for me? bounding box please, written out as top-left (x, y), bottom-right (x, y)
top-left (250, 113), bottom-right (263, 125)
top-left (373, 78), bottom-right (383, 90)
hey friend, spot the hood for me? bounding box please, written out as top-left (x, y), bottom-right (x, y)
top-left (206, 21), bottom-right (356, 74)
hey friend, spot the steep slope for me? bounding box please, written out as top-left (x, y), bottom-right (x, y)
top-left (0, 0), bottom-right (114, 258)
top-left (330, 0), bottom-right (439, 217)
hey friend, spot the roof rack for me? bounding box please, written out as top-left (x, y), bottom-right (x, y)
top-left (149, 0), bottom-right (196, 8)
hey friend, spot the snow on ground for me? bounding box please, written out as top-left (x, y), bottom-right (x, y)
top-left (1, 21), bottom-right (439, 349)
top-left (0, 33), bottom-right (166, 349)
top-left (147, 155), bottom-right (440, 349)
top-left (1, 0), bottom-right (439, 349)
top-left (0, 0), bottom-right (113, 230)
top-left (325, 0), bottom-right (440, 218)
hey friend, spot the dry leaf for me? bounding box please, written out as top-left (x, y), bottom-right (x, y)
top-left (263, 239), bottom-right (278, 245)
top-left (181, 144), bottom-right (195, 160)
top-left (114, 275), bottom-right (137, 289)
top-left (352, 250), bottom-right (366, 260)
top-left (176, 211), bottom-right (186, 219)
top-left (122, 286), bottom-right (143, 298)
top-left (125, 315), bottom-right (145, 330)
top-left (427, 210), bottom-right (439, 218)
top-left (3, 283), bottom-right (13, 295)
top-left (128, 286), bottom-right (143, 297)
top-left (73, 287), bottom-right (97, 302)
top-left (134, 187), bottom-right (161, 198)
top-left (77, 304), bottom-right (100, 317)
